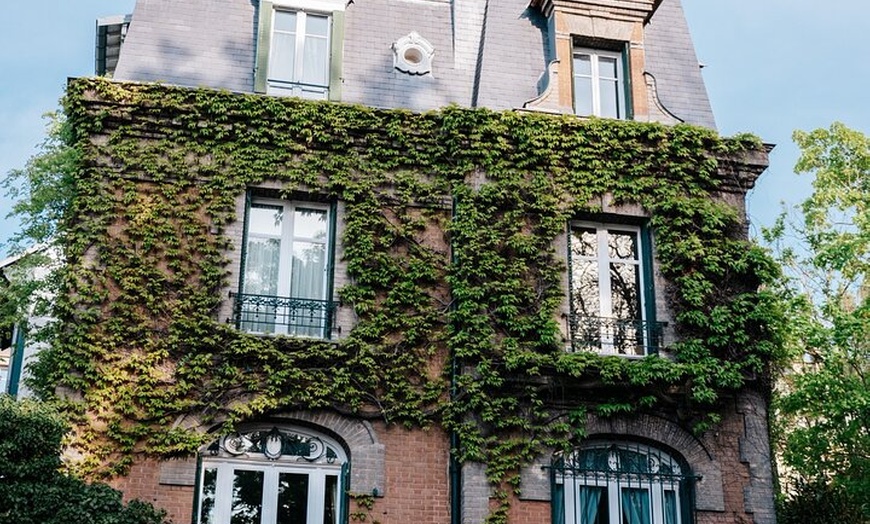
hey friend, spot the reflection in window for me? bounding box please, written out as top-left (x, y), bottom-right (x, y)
top-left (569, 222), bottom-right (654, 355)
top-left (236, 199), bottom-right (335, 339)
top-left (197, 426), bottom-right (346, 524)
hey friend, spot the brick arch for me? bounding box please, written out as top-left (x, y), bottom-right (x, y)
top-left (190, 410), bottom-right (387, 497)
top-left (584, 413), bottom-right (725, 512)
top-left (261, 410), bottom-right (387, 497)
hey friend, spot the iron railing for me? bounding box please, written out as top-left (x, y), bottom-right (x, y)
top-left (570, 315), bottom-right (666, 355)
top-left (231, 292), bottom-right (337, 339)
top-left (548, 442), bottom-right (697, 524)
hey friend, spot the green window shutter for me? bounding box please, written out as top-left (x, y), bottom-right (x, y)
top-left (328, 10), bottom-right (345, 101)
top-left (641, 225), bottom-right (657, 354)
top-left (325, 200), bottom-right (338, 339)
top-left (6, 327), bottom-right (25, 397)
top-left (622, 42), bottom-right (634, 120)
top-left (254, 1), bottom-right (274, 93)
top-left (339, 461), bottom-right (351, 524)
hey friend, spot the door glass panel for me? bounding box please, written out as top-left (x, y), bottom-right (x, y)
top-left (277, 473), bottom-right (309, 524)
top-left (200, 467), bottom-right (218, 524)
top-left (323, 474), bottom-right (338, 524)
top-left (274, 10), bottom-right (298, 32)
top-left (302, 15), bottom-right (329, 86)
top-left (231, 469), bottom-right (264, 524)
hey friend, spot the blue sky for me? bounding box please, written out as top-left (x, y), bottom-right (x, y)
top-left (1, 0), bottom-right (869, 258)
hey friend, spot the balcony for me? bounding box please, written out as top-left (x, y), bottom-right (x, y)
top-left (569, 315), bottom-right (666, 356)
top-left (231, 292), bottom-right (337, 340)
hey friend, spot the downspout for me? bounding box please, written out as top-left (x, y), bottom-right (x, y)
top-left (449, 194), bottom-right (462, 524)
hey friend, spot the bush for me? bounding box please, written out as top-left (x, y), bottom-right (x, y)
top-left (777, 479), bottom-right (869, 524)
top-left (0, 396), bottom-right (167, 524)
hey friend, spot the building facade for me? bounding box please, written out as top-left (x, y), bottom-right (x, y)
top-left (56, 0), bottom-right (777, 523)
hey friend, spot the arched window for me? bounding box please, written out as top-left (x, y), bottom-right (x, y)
top-left (197, 425), bottom-right (348, 524)
top-left (551, 441), bottom-right (695, 524)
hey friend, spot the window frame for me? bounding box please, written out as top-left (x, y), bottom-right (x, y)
top-left (255, 0), bottom-right (345, 100)
top-left (571, 45), bottom-right (631, 120)
top-left (236, 193), bottom-right (337, 339)
top-left (567, 220), bottom-right (657, 356)
top-left (195, 425), bottom-right (349, 524)
top-left (551, 442), bottom-right (694, 524)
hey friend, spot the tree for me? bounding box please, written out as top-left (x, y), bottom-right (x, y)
top-left (766, 122), bottom-right (869, 522)
top-left (0, 395), bottom-right (168, 524)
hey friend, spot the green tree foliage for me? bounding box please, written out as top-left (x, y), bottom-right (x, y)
top-left (766, 122), bottom-right (869, 521)
top-left (0, 395), bottom-right (167, 524)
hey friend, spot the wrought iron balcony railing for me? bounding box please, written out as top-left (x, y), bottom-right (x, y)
top-left (231, 292), bottom-right (337, 340)
top-left (569, 314), bottom-right (666, 356)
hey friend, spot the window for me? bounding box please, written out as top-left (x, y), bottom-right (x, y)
top-left (234, 197), bottom-right (336, 338)
top-left (572, 47), bottom-right (628, 119)
top-left (197, 426), bottom-right (347, 524)
top-left (255, 1), bottom-right (345, 100)
top-left (568, 222), bottom-right (661, 355)
top-left (551, 442), bottom-right (694, 524)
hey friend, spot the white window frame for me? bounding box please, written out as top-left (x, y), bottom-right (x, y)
top-left (572, 47), bottom-right (626, 119)
top-left (197, 427), bottom-right (346, 524)
top-left (556, 443), bottom-right (687, 524)
top-left (240, 198), bottom-right (333, 337)
top-left (569, 222), bottom-right (650, 356)
top-left (266, 9), bottom-right (332, 99)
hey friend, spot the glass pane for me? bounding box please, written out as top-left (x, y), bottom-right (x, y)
top-left (200, 467), bottom-right (217, 524)
top-left (270, 32), bottom-right (298, 82)
top-left (572, 260), bottom-right (600, 318)
top-left (323, 475), bottom-right (338, 524)
top-left (620, 488), bottom-right (651, 524)
top-left (574, 53), bottom-right (592, 75)
top-left (302, 34), bottom-right (329, 86)
top-left (245, 237), bottom-right (280, 296)
top-left (599, 56), bottom-right (619, 79)
top-left (577, 486), bottom-right (607, 524)
top-left (599, 78), bottom-right (620, 119)
top-left (607, 231), bottom-right (638, 260)
top-left (609, 263), bottom-right (640, 320)
top-left (306, 14), bottom-right (329, 37)
top-left (294, 208), bottom-right (328, 240)
top-left (571, 227), bottom-right (597, 257)
top-left (250, 205), bottom-right (283, 236)
top-left (231, 469), bottom-right (264, 524)
top-left (291, 242), bottom-right (326, 299)
top-left (664, 490), bottom-right (679, 524)
top-left (274, 10), bottom-right (297, 32)
top-left (277, 473), bottom-right (309, 524)
top-left (574, 76), bottom-right (593, 116)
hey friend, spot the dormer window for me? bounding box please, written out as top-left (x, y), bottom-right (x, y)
top-left (573, 47), bottom-right (628, 119)
top-left (255, 0), bottom-right (345, 101)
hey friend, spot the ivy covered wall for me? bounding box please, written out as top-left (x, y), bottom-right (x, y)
top-left (46, 79), bottom-right (782, 510)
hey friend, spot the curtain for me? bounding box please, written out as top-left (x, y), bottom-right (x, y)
top-left (664, 490), bottom-right (678, 524)
top-left (620, 488), bottom-right (650, 524)
top-left (578, 486), bottom-right (603, 524)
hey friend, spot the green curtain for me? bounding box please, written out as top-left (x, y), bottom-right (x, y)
top-left (620, 488), bottom-right (650, 524)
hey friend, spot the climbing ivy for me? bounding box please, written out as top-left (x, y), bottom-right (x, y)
top-left (39, 78), bottom-right (782, 519)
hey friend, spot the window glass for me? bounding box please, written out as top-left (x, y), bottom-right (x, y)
top-left (274, 10), bottom-right (297, 32)
top-left (239, 200), bottom-right (333, 338)
top-left (556, 443), bottom-right (690, 524)
top-left (198, 427), bottom-right (346, 524)
top-left (277, 473), bottom-right (309, 524)
top-left (569, 223), bottom-right (650, 355)
top-left (573, 48), bottom-right (625, 119)
top-left (231, 469), bottom-right (264, 524)
top-left (200, 467), bottom-right (218, 524)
